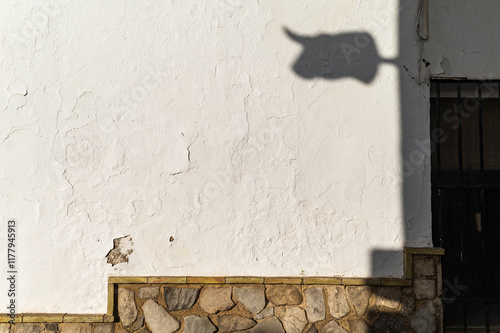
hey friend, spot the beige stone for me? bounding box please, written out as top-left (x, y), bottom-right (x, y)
top-left (373, 287), bottom-right (401, 309)
top-left (281, 307), bottom-right (307, 333)
top-left (410, 300), bottom-right (436, 333)
top-left (234, 285), bottom-right (266, 314)
top-left (138, 287), bottom-right (160, 299)
top-left (254, 306), bottom-right (274, 320)
top-left (346, 286), bottom-right (372, 316)
top-left (93, 324), bottom-right (114, 333)
top-left (184, 315), bottom-right (217, 333)
top-left (322, 320), bottom-right (348, 333)
top-left (414, 257), bottom-right (436, 277)
top-left (305, 286), bottom-right (326, 323)
top-left (42, 323), bottom-right (59, 333)
top-left (118, 287), bottom-right (137, 327)
top-left (12, 324), bottom-right (44, 333)
top-left (0, 324), bottom-right (9, 333)
top-left (249, 317), bottom-right (284, 333)
top-left (414, 279), bottom-right (436, 300)
top-left (58, 324), bottom-right (92, 333)
top-left (142, 299), bottom-right (179, 333)
top-left (217, 315), bottom-right (256, 332)
top-left (199, 286), bottom-right (235, 314)
top-left (326, 286), bottom-right (350, 319)
top-left (266, 285), bottom-right (303, 306)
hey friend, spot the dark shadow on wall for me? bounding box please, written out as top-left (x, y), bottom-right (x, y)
top-left (285, 28), bottom-right (395, 83)
top-left (284, 1), bottom-right (429, 329)
top-left (285, 26), bottom-right (408, 273)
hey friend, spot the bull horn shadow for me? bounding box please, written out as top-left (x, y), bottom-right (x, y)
top-left (284, 27), bottom-right (397, 83)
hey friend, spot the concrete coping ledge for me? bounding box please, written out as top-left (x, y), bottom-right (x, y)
top-left (404, 246), bottom-right (445, 255)
top-left (0, 315), bottom-right (113, 323)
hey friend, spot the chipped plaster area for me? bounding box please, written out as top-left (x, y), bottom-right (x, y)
top-left (106, 236), bottom-right (134, 266)
top-left (0, 0), bottom-right (426, 313)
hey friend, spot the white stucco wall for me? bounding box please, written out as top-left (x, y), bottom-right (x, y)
top-left (424, 1), bottom-right (500, 79)
top-left (0, 0), bottom-right (431, 313)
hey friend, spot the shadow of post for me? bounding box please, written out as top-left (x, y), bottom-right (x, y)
top-left (284, 0), bottom-right (434, 328)
top-left (284, 26), bottom-right (406, 275)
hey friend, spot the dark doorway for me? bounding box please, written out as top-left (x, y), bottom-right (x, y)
top-left (431, 80), bottom-right (500, 332)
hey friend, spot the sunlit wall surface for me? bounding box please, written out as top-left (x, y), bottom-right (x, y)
top-left (0, 0), bottom-right (429, 313)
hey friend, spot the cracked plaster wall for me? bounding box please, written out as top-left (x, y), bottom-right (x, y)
top-left (0, 0), bottom-right (430, 313)
top-left (423, 1), bottom-right (500, 79)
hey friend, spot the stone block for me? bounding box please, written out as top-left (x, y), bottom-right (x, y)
top-left (12, 324), bottom-right (44, 333)
top-left (58, 324), bottom-right (92, 333)
top-left (216, 315), bottom-right (256, 332)
top-left (117, 288), bottom-right (137, 327)
top-left (164, 287), bottom-right (200, 311)
top-left (411, 300), bottom-right (436, 333)
top-left (0, 324), bottom-right (9, 333)
top-left (304, 286), bottom-right (325, 323)
top-left (327, 286), bottom-right (350, 319)
top-left (138, 287), bottom-right (160, 299)
top-left (346, 286), bottom-right (372, 317)
top-left (199, 286), bottom-right (234, 313)
top-left (322, 320), bottom-right (348, 333)
top-left (249, 317), bottom-right (284, 333)
top-left (183, 315), bottom-right (216, 333)
top-left (266, 285), bottom-right (303, 306)
top-left (414, 257), bottom-right (436, 277)
top-left (234, 285), bottom-right (266, 313)
top-left (254, 307), bottom-right (274, 320)
top-left (142, 299), bottom-right (179, 333)
top-left (280, 307), bottom-right (307, 333)
top-left (372, 287), bottom-right (402, 309)
top-left (414, 279), bottom-right (436, 300)
top-left (93, 324), bottom-right (114, 333)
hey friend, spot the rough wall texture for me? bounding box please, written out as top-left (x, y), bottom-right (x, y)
top-left (0, 0), bottom-right (431, 313)
top-left (424, 1), bottom-right (500, 79)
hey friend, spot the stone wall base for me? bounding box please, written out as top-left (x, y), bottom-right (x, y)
top-left (0, 247), bottom-right (444, 333)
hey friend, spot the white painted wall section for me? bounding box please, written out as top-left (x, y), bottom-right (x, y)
top-left (0, 0), bottom-right (431, 313)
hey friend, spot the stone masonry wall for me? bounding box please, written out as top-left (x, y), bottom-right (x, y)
top-left (0, 252), bottom-right (443, 333)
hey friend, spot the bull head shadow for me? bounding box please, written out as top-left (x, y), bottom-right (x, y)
top-left (285, 28), bottom-right (396, 83)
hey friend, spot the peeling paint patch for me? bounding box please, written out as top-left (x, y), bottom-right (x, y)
top-left (106, 236), bottom-right (134, 266)
top-left (440, 57), bottom-right (450, 75)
